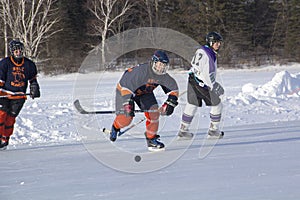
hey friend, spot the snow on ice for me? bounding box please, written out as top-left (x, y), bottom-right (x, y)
top-left (7, 65), bottom-right (299, 146)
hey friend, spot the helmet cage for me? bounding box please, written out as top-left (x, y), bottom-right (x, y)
top-left (9, 40), bottom-right (24, 59)
top-left (151, 50), bottom-right (170, 75)
top-left (152, 61), bottom-right (169, 75)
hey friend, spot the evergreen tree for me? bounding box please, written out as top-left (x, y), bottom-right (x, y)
top-left (221, 0), bottom-right (251, 66)
top-left (45, 0), bottom-right (89, 74)
top-left (284, 0), bottom-right (300, 61)
top-left (242, 0), bottom-right (277, 65)
top-left (268, 0), bottom-right (288, 63)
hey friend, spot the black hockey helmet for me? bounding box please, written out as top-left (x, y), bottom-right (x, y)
top-left (9, 39), bottom-right (24, 59)
top-left (152, 50), bottom-right (169, 64)
top-left (206, 32), bottom-right (223, 47)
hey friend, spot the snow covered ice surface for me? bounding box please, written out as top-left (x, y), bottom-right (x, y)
top-left (1, 64), bottom-right (300, 200)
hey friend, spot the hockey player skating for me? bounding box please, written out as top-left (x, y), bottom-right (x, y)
top-left (0, 40), bottom-right (40, 150)
top-left (109, 50), bottom-right (179, 151)
top-left (178, 32), bottom-right (224, 139)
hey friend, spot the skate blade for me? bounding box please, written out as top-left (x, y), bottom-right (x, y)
top-left (0, 146), bottom-right (7, 151)
top-left (177, 136), bottom-right (194, 141)
top-left (207, 132), bottom-right (224, 139)
top-left (177, 135), bottom-right (194, 140)
top-left (148, 147), bottom-right (166, 152)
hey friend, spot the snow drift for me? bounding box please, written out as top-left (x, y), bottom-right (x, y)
top-left (232, 70), bottom-right (300, 105)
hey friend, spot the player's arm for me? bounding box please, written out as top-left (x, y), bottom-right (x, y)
top-left (160, 79), bottom-right (179, 116)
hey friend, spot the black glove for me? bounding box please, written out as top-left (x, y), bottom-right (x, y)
top-left (122, 99), bottom-right (134, 117)
top-left (161, 96), bottom-right (178, 116)
top-left (212, 82), bottom-right (224, 96)
top-left (30, 82), bottom-right (40, 99)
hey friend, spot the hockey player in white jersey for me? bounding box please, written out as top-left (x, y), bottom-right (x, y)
top-left (178, 32), bottom-right (224, 139)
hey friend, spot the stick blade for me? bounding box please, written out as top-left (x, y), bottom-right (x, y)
top-left (73, 99), bottom-right (88, 114)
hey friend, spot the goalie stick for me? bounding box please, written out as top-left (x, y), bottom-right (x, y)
top-left (73, 99), bottom-right (158, 114)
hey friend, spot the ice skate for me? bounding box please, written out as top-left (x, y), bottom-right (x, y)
top-left (0, 135), bottom-right (9, 150)
top-left (109, 125), bottom-right (120, 142)
top-left (207, 121), bottom-right (224, 139)
top-left (177, 124), bottom-right (194, 139)
top-left (207, 129), bottom-right (224, 139)
top-left (177, 131), bottom-right (194, 139)
top-left (145, 133), bottom-right (165, 152)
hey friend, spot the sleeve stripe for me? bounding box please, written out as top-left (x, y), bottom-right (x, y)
top-left (117, 83), bottom-right (133, 96)
top-left (167, 91), bottom-right (179, 97)
top-left (0, 80), bottom-right (4, 87)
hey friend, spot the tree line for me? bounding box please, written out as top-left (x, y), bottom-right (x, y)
top-left (0, 0), bottom-right (299, 74)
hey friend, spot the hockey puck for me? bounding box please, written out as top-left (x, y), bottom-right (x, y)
top-left (134, 155), bottom-right (141, 162)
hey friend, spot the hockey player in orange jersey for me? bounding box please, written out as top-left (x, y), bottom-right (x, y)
top-left (109, 50), bottom-right (179, 151)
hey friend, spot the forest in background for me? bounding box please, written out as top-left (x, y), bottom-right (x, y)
top-left (0, 0), bottom-right (300, 75)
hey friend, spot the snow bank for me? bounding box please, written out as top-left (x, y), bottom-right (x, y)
top-left (232, 71), bottom-right (300, 105)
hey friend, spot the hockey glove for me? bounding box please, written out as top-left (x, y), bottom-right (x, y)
top-left (212, 82), bottom-right (224, 97)
top-left (30, 82), bottom-right (40, 99)
top-left (160, 96), bottom-right (178, 116)
top-left (122, 99), bottom-right (134, 117)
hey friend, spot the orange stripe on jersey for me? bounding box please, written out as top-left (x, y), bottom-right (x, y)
top-left (0, 89), bottom-right (14, 96)
top-left (0, 81), bottom-right (4, 87)
top-left (168, 91), bottom-right (179, 97)
top-left (116, 83), bottom-right (133, 96)
top-left (10, 56), bottom-right (24, 67)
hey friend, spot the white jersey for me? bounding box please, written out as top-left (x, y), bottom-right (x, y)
top-left (190, 45), bottom-right (218, 89)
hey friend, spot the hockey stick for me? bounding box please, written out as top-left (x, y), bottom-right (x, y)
top-left (73, 99), bottom-right (158, 114)
top-left (100, 90), bottom-right (187, 136)
top-left (102, 117), bottom-right (146, 136)
top-left (0, 93), bottom-right (31, 99)
top-left (74, 90), bottom-right (187, 114)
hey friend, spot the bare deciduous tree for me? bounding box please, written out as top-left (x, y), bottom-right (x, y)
top-left (0, 1), bottom-right (8, 56)
top-left (87, 0), bottom-right (134, 65)
top-left (0, 0), bottom-right (61, 60)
